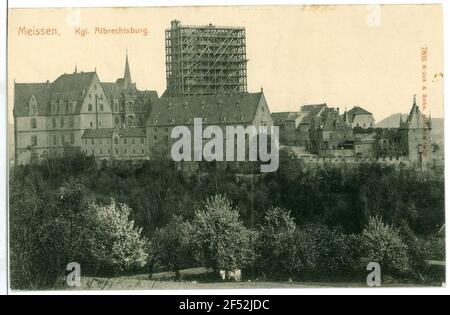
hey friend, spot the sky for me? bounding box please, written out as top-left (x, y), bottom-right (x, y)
top-left (8, 5), bottom-right (444, 123)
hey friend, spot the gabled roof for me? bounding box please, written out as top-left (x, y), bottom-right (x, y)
top-left (299, 104), bottom-right (327, 124)
top-left (14, 83), bottom-right (51, 116)
top-left (348, 106), bottom-right (372, 116)
top-left (14, 71), bottom-right (97, 117)
top-left (148, 92), bottom-right (264, 126)
top-left (272, 112), bottom-right (302, 123)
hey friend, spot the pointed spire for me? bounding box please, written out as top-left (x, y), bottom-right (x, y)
top-left (413, 94), bottom-right (417, 107)
top-left (124, 49), bottom-right (132, 86)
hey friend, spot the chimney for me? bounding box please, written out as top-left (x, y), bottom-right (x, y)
top-left (46, 80), bottom-right (50, 88)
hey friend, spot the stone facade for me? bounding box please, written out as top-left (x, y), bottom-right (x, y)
top-left (13, 54), bottom-right (158, 165)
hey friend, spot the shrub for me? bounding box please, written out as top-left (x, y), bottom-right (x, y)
top-left (183, 195), bottom-right (254, 276)
top-left (151, 215), bottom-right (191, 280)
top-left (256, 207), bottom-right (300, 279)
top-left (296, 224), bottom-right (354, 273)
top-left (359, 217), bottom-right (411, 276)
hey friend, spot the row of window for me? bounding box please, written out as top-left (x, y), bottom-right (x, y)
top-left (84, 137), bottom-right (146, 145)
top-left (87, 103), bottom-right (105, 112)
top-left (30, 117), bottom-right (75, 129)
top-left (84, 148), bottom-right (146, 155)
top-left (30, 134), bottom-right (75, 146)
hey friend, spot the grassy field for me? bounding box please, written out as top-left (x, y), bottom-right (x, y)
top-left (72, 268), bottom-right (435, 290)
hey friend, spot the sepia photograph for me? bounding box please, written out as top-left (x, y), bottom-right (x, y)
top-left (5, 2), bottom-right (446, 294)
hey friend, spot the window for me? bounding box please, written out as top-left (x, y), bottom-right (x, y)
top-left (132, 138), bottom-right (135, 145)
top-left (142, 149), bottom-right (145, 154)
top-left (90, 121), bottom-right (93, 128)
top-left (115, 138), bottom-right (119, 144)
top-left (124, 138), bottom-right (127, 144)
top-left (154, 127), bottom-right (158, 132)
top-left (88, 104), bottom-right (93, 112)
top-left (154, 135), bottom-right (158, 141)
top-left (89, 94), bottom-right (92, 99)
top-left (31, 118), bottom-right (37, 129)
top-left (85, 139), bottom-right (87, 145)
top-left (69, 116), bottom-right (74, 128)
top-left (70, 134), bottom-right (75, 145)
top-left (100, 104), bottom-right (104, 112)
top-left (53, 136), bottom-right (57, 145)
top-left (91, 139), bottom-right (94, 145)
top-left (60, 117), bottom-right (65, 128)
top-left (99, 138), bottom-right (102, 145)
top-left (100, 149), bottom-right (102, 154)
top-left (61, 135), bottom-right (65, 144)
top-left (52, 118), bottom-right (57, 128)
top-left (141, 138), bottom-right (144, 144)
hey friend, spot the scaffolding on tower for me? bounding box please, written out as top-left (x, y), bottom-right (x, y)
top-left (164, 20), bottom-right (248, 97)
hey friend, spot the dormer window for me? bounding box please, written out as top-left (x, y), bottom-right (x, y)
top-left (29, 95), bottom-right (38, 116)
top-left (168, 102), bottom-right (172, 109)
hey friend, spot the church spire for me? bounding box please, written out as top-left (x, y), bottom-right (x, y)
top-left (123, 49), bottom-right (132, 86)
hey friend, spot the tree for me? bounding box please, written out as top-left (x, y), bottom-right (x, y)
top-left (256, 207), bottom-right (300, 279)
top-left (89, 200), bottom-right (149, 274)
top-left (183, 195), bottom-right (254, 277)
top-left (152, 215), bottom-right (191, 280)
top-left (359, 217), bottom-right (411, 275)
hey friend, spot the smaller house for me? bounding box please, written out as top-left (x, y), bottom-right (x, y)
top-left (81, 127), bottom-right (147, 160)
top-left (344, 106), bottom-right (375, 129)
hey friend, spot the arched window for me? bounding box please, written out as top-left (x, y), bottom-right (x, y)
top-left (88, 104), bottom-right (93, 112)
top-left (114, 137), bottom-right (119, 144)
top-left (100, 103), bottom-right (104, 112)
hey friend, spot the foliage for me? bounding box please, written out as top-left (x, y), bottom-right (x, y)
top-left (183, 195), bottom-right (254, 275)
top-left (256, 207), bottom-right (300, 279)
top-left (9, 178), bottom-right (148, 289)
top-left (359, 217), bottom-right (411, 275)
top-left (151, 215), bottom-right (191, 279)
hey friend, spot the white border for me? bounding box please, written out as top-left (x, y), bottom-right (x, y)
top-left (2, 0), bottom-right (449, 296)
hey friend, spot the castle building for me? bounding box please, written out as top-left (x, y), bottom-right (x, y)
top-left (14, 71), bottom-right (113, 165)
top-left (398, 96), bottom-right (433, 164)
top-left (147, 91), bottom-right (273, 160)
top-left (13, 54), bottom-right (158, 165)
top-left (102, 52), bottom-right (158, 128)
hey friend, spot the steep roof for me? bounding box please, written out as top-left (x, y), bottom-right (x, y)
top-left (272, 112), bottom-right (302, 123)
top-left (14, 83), bottom-right (51, 116)
top-left (299, 104), bottom-right (327, 124)
top-left (148, 92), bottom-right (264, 126)
top-left (348, 106), bottom-right (372, 116)
top-left (14, 72), bottom-right (97, 117)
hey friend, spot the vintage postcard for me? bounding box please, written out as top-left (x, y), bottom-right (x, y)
top-left (7, 4), bottom-right (445, 292)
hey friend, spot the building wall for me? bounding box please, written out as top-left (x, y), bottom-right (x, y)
top-left (79, 75), bottom-right (113, 130)
top-left (351, 114), bottom-right (375, 128)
